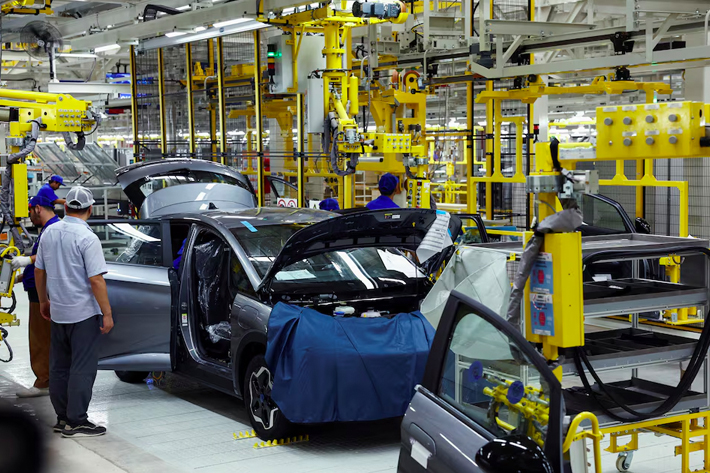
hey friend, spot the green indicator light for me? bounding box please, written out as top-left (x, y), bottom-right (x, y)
top-left (267, 52), bottom-right (275, 57)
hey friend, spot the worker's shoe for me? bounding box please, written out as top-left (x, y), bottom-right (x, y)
top-left (53, 420), bottom-right (67, 433)
top-left (62, 422), bottom-right (106, 438)
top-left (16, 387), bottom-right (49, 398)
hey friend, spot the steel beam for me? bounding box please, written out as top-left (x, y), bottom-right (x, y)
top-left (46, 82), bottom-right (131, 95)
top-left (70, 0), bottom-right (252, 51)
top-left (484, 19), bottom-right (596, 36)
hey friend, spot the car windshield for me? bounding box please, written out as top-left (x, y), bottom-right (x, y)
top-left (230, 224), bottom-right (426, 292)
top-left (124, 169), bottom-right (253, 209)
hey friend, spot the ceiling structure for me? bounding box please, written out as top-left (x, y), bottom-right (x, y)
top-left (0, 0), bottom-right (707, 140)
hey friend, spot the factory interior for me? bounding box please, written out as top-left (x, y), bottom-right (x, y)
top-left (7, 1), bottom-right (710, 472)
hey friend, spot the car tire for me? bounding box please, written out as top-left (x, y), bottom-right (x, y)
top-left (243, 354), bottom-right (292, 441)
top-left (114, 371), bottom-right (150, 384)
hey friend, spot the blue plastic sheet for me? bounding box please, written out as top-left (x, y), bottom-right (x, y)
top-left (266, 303), bottom-right (435, 423)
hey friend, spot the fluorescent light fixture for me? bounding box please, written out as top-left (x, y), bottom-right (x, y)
top-left (176, 4), bottom-right (190, 10)
top-left (213, 18), bottom-right (249, 28)
top-left (94, 44), bottom-right (121, 53)
top-left (57, 52), bottom-right (98, 58)
top-left (165, 31), bottom-right (187, 38)
top-left (194, 26), bottom-right (206, 32)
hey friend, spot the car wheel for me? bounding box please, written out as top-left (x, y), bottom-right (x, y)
top-left (114, 371), bottom-right (150, 384)
top-left (243, 354), bottom-right (291, 441)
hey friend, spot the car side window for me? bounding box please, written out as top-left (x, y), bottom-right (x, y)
top-left (230, 252), bottom-right (256, 299)
top-left (90, 222), bottom-right (163, 266)
top-left (579, 194), bottom-right (628, 232)
top-left (438, 303), bottom-right (552, 448)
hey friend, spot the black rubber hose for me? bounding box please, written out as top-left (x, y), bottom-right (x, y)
top-left (574, 245), bottom-right (710, 422)
top-left (0, 328), bottom-right (12, 363)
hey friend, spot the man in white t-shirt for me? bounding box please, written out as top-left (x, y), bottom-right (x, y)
top-left (35, 186), bottom-right (114, 438)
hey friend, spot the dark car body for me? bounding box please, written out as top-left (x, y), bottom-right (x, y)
top-left (95, 164), bottom-right (461, 439)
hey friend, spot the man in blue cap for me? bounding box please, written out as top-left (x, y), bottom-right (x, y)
top-left (36, 175), bottom-right (66, 207)
top-left (319, 198), bottom-right (340, 211)
top-left (12, 195), bottom-right (60, 398)
top-left (366, 173), bottom-right (400, 210)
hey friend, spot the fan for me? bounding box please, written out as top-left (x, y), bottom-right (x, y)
top-left (20, 21), bottom-right (64, 82)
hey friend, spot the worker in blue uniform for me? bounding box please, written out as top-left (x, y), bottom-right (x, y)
top-left (366, 173), bottom-right (400, 210)
top-left (319, 198), bottom-right (340, 211)
top-left (36, 176), bottom-right (66, 207)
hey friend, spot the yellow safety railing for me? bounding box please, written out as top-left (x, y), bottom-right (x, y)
top-left (563, 411), bottom-right (602, 473)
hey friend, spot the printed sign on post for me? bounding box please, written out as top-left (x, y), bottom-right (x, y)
top-left (530, 293), bottom-right (554, 336)
top-left (530, 253), bottom-right (553, 294)
top-left (277, 198), bottom-right (298, 208)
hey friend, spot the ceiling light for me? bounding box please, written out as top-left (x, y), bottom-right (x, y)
top-left (176, 5), bottom-right (190, 10)
top-left (165, 31), bottom-right (187, 37)
top-left (94, 44), bottom-right (121, 53)
top-left (194, 26), bottom-right (206, 32)
top-left (213, 18), bottom-right (249, 28)
top-left (57, 52), bottom-right (98, 58)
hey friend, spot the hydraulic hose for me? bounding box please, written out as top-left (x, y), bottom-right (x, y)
top-left (574, 245), bottom-right (710, 422)
top-left (62, 131), bottom-right (86, 151)
top-left (330, 131), bottom-right (358, 176)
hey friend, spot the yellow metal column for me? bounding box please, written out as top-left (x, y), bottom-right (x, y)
top-left (254, 30), bottom-right (264, 206)
top-left (216, 37), bottom-right (227, 164)
top-left (485, 81), bottom-right (494, 219)
top-left (467, 81), bottom-right (476, 213)
top-left (157, 49), bottom-right (167, 155)
top-left (130, 46), bottom-right (140, 161)
top-left (297, 94), bottom-right (305, 207)
top-left (185, 44), bottom-right (195, 157)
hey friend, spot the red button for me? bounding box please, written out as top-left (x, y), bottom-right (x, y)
top-left (539, 312), bottom-right (546, 325)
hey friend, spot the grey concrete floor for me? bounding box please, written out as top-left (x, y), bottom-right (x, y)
top-left (0, 289), bottom-right (707, 472)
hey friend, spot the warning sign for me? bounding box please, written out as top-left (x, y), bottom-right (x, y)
top-left (277, 198), bottom-right (298, 208)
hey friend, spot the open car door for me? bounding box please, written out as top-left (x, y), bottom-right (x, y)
top-left (91, 220), bottom-right (175, 373)
top-left (398, 291), bottom-right (564, 473)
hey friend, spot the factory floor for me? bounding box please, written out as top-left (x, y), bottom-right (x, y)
top-left (0, 291), bottom-right (707, 473)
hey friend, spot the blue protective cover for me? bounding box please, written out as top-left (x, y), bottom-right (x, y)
top-left (265, 303), bottom-right (435, 423)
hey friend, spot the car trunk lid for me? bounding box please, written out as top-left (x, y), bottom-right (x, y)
top-left (115, 158), bottom-right (257, 217)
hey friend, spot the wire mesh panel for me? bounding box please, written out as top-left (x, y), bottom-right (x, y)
top-left (190, 39), bottom-right (220, 161)
top-left (162, 44), bottom-right (191, 157)
top-left (134, 49), bottom-right (161, 156)
top-left (222, 31), bottom-right (258, 192)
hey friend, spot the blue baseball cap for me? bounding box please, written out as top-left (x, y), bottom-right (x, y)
top-left (49, 175), bottom-right (64, 185)
top-left (29, 195), bottom-right (55, 208)
top-left (378, 173), bottom-right (399, 195)
top-left (319, 198), bottom-right (340, 211)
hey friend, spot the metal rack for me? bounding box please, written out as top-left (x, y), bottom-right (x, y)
top-left (475, 233), bottom-right (710, 420)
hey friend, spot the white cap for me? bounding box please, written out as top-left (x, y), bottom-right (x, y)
top-left (65, 186), bottom-right (95, 210)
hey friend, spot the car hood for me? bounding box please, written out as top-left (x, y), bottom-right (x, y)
top-left (115, 158), bottom-right (256, 213)
top-left (257, 208), bottom-right (461, 292)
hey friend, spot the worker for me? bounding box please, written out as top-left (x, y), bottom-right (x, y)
top-left (319, 198), bottom-right (340, 211)
top-left (366, 173), bottom-right (400, 210)
top-left (173, 239), bottom-right (186, 271)
top-left (36, 175), bottom-right (67, 207)
top-left (35, 186), bottom-right (113, 438)
top-left (12, 195), bottom-right (60, 398)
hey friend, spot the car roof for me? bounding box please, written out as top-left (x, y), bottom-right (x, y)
top-left (172, 207), bottom-right (335, 228)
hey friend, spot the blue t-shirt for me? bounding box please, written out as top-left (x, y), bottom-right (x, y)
top-left (366, 195), bottom-right (399, 210)
top-left (36, 184), bottom-right (60, 205)
top-left (23, 215), bottom-right (60, 291)
top-left (173, 239), bottom-right (186, 270)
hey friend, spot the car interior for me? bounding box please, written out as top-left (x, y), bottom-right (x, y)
top-left (191, 230), bottom-right (234, 363)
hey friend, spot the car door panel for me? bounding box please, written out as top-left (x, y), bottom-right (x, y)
top-left (98, 264), bottom-right (172, 371)
top-left (398, 292), bottom-right (564, 473)
top-left (399, 388), bottom-right (490, 473)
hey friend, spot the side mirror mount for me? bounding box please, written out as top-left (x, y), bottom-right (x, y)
top-left (475, 435), bottom-right (554, 473)
top-left (635, 217), bottom-right (651, 234)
